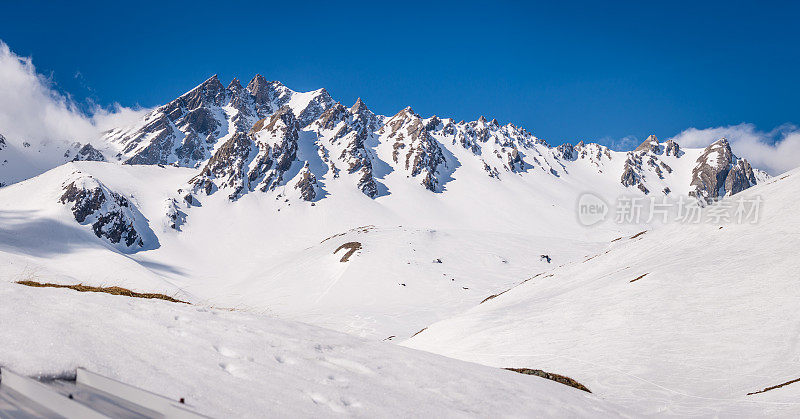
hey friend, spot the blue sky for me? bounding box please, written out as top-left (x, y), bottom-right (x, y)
top-left (1, 0), bottom-right (798, 146)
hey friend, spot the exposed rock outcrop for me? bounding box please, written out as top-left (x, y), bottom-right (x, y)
top-left (59, 173), bottom-right (150, 249)
top-left (164, 198), bottom-right (187, 230)
top-left (380, 108), bottom-right (447, 192)
top-left (190, 106), bottom-right (305, 200)
top-left (311, 99), bottom-right (380, 197)
top-left (620, 135), bottom-right (682, 195)
top-left (689, 138), bottom-right (757, 203)
top-left (620, 153), bottom-right (650, 194)
top-left (106, 74), bottom-right (333, 168)
top-left (293, 163), bottom-right (320, 201)
top-left (72, 143), bottom-right (106, 162)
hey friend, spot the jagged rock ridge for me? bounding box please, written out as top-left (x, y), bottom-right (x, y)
top-left (93, 75), bottom-right (769, 204)
top-left (104, 74), bottom-right (334, 168)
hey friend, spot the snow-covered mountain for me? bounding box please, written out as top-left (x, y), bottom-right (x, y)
top-left (0, 74), bottom-right (789, 417)
top-left (0, 75), bottom-right (771, 339)
top-left (3, 74), bottom-right (766, 204)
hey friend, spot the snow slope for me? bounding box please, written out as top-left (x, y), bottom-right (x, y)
top-left (0, 161), bottom-right (612, 340)
top-left (0, 279), bottom-right (629, 418)
top-left (405, 169), bottom-right (800, 416)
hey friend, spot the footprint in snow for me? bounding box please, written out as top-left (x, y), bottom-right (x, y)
top-left (274, 354), bottom-right (297, 365)
top-left (322, 357), bottom-right (375, 376)
top-left (307, 393), bottom-right (346, 413)
top-left (214, 345), bottom-right (239, 359)
top-left (218, 362), bottom-right (248, 378)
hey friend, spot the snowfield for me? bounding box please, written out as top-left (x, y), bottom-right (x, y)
top-left (0, 279), bottom-right (628, 418)
top-left (405, 169), bottom-right (800, 416)
top-left (0, 161), bottom-right (621, 340)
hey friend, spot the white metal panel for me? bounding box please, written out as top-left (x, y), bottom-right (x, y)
top-left (75, 369), bottom-right (207, 419)
top-left (0, 368), bottom-right (109, 419)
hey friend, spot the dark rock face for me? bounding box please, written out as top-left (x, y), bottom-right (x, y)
top-left (295, 89), bottom-right (335, 127)
top-left (246, 75), bottom-right (292, 118)
top-left (107, 74), bottom-right (332, 168)
top-left (634, 135), bottom-right (661, 154)
top-left (557, 143), bottom-right (576, 161)
top-left (72, 143), bottom-right (106, 162)
top-left (664, 139), bottom-right (681, 157)
top-left (191, 132), bottom-right (253, 198)
top-left (249, 107), bottom-right (301, 193)
top-left (0, 133), bottom-right (6, 151)
top-left (619, 135), bottom-right (684, 195)
top-left (59, 174), bottom-right (147, 248)
top-left (620, 153), bottom-right (650, 194)
top-left (118, 75), bottom-right (228, 166)
top-left (164, 198), bottom-right (187, 230)
top-left (190, 107), bottom-right (306, 200)
top-left (312, 100), bottom-right (380, 197)
top-left (294, 164), bottom-right (319, 201)
top-left (429, 117), bottom-right (556, 176)
top-left (381, 108), bottom-right (447, 192)
top-left (689, 138), bottom-right (757, 203)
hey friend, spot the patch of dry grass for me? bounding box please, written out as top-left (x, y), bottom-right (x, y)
top-left (334, 242), bottom-right (362, 262)
top-left (630, 230), bottom-right (648, 239)
top-left (505, 368), bottom-right (591, 393)
top-left (630, 273), bottom-right (648, 283)
top-left (15, 280), bottom-right (189, 304)
top-left (747, 377), bottom-right (800, 395)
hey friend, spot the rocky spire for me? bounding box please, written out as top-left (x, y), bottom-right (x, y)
top-left (351, 97), bottom-right (368, 114)
top-left (246, 74), bottom-right (271, 103)
top-left (180, 74), bottom-right (226, 110)
top-left (689, 138), bottom-right (758, 203)
top-left (634, 134), bottom-right (660, 153)
top-left (227, 77), bottom-right (243, 91)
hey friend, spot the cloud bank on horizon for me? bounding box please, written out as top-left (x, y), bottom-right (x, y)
top-left (670, 124), bottom-right (800, 175)
top-left (0, 41), bottom-right (147, 147)
top-left (0, 41), bottom-right (797, 175)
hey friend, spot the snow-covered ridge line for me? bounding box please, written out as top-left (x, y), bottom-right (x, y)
top-left (0, 74), bottom-right (767, 204)
top-left (80, 75), bottom-right (763, 204)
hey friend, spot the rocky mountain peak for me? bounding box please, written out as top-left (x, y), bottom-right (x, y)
top-left (689, 137), bottom-right (757, 203)
top-left (247, 74), bottom-right (268, 90)
top-left (181, 75), bottom-right (226, 109)
top-left (394, 106), bottom-right (416, 118)
top-left (245, 74), bottom-right (275, 106)
top-left (351, 97), bottom-right (368, 114)
top-left (635, 134), bottom-right (660, 153)
top-left (228, 77), bottom-right (243, 91)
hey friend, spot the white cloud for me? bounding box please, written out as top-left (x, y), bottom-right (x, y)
top-left (0, 41), bottom-right (148, 147)
top-left (604, 135), bottom-right (640, 152)
top-left (670, 123), bottom-right (800, 175)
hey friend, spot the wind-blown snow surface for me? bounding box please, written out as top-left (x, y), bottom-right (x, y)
top-left (0, 280), bottom-right (628, 418)
top-left (405, 169), bottom-right (800, 416)
top-left (0, 161), bottom-right (620, 340)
